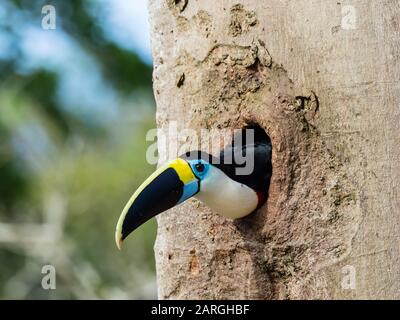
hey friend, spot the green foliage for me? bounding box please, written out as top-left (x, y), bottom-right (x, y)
top-left (0, 0), bottom-right (157, 298)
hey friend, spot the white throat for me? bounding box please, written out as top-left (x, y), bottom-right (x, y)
top-left (194, 165), bottom-right (258, 219)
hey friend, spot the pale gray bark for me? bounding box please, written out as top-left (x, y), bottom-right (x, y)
top-left (149, 0), bottom-right (400, 299)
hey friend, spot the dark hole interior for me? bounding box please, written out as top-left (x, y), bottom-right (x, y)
top-left (241, 123), bottom-right (271, 146)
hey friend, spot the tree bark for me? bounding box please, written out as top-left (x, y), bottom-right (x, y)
top-left (149, 0), bottom-right (400, 299)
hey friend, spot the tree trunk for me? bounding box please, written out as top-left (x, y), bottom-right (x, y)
top-left (148, 0), bottom-right (400, 299)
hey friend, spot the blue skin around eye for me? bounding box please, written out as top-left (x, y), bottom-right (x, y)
top-left (188, 159), bottom-right (209, 179)
top-left (177, 159), bottom-right (209, 204)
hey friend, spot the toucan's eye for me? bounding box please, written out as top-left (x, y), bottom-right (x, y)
top-left (195, 163), bottom-right (205, 173)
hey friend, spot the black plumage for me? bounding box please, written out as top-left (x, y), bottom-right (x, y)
top-left (181, 126), bottom-right (272, 198)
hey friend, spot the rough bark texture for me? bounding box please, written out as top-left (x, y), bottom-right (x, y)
top-left (149, 0), bottom-right (400, 299)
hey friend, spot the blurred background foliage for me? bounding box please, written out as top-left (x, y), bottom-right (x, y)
top-left (0, 0), bottom-right (158, 298)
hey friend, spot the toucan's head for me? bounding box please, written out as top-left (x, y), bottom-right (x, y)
top-left (115, 153), bottom-right (213, 249)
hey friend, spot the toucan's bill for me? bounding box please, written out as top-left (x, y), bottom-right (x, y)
top-left (115, 158), bottom-right (199, 249)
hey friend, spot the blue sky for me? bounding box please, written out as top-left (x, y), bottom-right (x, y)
top-left (90, 0), bottom-right (152, 64)
top-left (0, 0), bottom-right (153, 124)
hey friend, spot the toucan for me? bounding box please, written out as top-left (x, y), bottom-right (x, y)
top-left (115, 126), bottom-right (272, 249)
